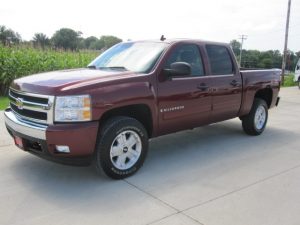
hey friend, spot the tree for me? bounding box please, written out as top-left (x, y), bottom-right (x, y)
top-left (261, 58), bottom-right (273, 69)
top-left (83, 36), bottom-right (98, 49)
top-left (100, 35), bottom-right (122, 49)
top-left (230, 39), bottom-right (241, 56)
top-left (90, 39), bottom-right (105, 50)
top-left (229, 40), bottom-right (284, 69)
top-left (32, 33), bottom-right (50, 49)
top-left (0, 25), bottom-right (21, 45)
top-left (271, 50), bottom-right (283, 69)
top-left (51, 28), bottom-right (81, 50)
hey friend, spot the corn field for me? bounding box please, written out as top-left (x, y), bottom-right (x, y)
top-left (0, 44), bottom-right (99, 95)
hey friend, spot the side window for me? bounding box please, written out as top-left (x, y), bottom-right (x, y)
top-left (206, 45), bottom-right (234, 75)
top-left (164, 44), bottom-right (205, 76)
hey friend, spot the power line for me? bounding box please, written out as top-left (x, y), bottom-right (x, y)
top-left (239, 34), bottom-right (247, 67)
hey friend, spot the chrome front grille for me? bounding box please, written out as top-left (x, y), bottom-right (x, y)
top-left (9, 88), bottom-right (54, 125)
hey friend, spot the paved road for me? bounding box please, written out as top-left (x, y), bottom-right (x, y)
top-left (1, 87), bottom-right (300, 225)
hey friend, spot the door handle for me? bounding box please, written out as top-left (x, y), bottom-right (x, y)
top-left (197, 83), bottom-right (209, 91)
top-left (230, 80), bottom-right (241, 87)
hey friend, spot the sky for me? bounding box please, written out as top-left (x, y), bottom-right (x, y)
top-left (0, 0), bottom-right (299, 52)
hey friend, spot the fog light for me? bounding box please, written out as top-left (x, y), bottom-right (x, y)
top-left (55, 145), bottom-right (70, 153)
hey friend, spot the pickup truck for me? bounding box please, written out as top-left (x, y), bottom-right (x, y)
top-left (4, 39), bottom-right (281, 179)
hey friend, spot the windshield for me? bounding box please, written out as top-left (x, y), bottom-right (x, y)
top-left (88, 42), bottom-right (169, 73)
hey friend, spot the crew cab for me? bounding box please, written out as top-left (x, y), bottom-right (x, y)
top-left (4, 39), bottom-right (281, 179)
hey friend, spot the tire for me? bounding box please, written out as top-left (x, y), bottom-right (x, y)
top-left (241, 98), bottom-right (268, 136)
top-left (94, 116), bottom-right (148, 179)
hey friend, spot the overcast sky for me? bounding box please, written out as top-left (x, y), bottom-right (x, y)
top-left (0, 0), bottom-right (299, 52)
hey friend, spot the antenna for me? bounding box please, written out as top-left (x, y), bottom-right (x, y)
top-left (160, 35), bottom-right (166, 41)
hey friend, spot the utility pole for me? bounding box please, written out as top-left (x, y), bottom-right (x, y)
top-left (239, 35), bottom-right (247, 67)
top-left (281, 0), bottom-right (292, 85)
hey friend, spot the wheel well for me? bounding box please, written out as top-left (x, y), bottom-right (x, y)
top-left (255, 88), bottom-right (273, 108)
top-left (99, 104), bottom-right (153, 137)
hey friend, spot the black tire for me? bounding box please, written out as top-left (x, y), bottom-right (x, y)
top-left (241, 98), bottom-right (268, 136)
top-left (94, 116), bottom-right (148, 179)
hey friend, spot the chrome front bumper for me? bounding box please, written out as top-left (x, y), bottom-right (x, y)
top-left (4, 108), bottom-right (47, 140)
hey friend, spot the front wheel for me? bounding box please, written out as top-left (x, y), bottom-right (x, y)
top-left (241, 98), bottom-right (268, 136)
top-left (94, 116), bottom-right (148, 179)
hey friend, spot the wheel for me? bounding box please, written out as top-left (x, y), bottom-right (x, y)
top-left (241, 98), bottom-right (268, 136)
top-left (94, 116), bottom-right (148, 179)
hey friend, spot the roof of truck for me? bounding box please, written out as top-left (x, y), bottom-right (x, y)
top-left (125, 38), bottom-right (230, 46)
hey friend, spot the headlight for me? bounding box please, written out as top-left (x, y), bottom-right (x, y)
top-left (54, 95), bottom-right (91, 122)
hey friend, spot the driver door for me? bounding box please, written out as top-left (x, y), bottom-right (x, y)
top-left (157, 43), bottom-right (212, 135)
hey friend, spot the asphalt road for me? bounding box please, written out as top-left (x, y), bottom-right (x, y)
top-left (1, 87), bottom-right (300, 225)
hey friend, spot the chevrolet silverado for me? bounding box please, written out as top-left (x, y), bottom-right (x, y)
top-left (4, 39), bottom-right (281, 179)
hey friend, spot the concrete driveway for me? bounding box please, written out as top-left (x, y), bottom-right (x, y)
top-left (1, 87), bottom-right (300, 225)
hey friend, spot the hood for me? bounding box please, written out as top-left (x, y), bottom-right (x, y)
top-left (11, 68), bottom-right (138, 95)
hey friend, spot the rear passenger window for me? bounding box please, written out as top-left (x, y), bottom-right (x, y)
top-left (164, 44), bottom-right (205, 76)
top-left (206, 45), bottom-right (234, 75)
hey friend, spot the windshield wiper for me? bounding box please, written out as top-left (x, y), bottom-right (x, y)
top-left (87, 65), bottom-right (96, 69)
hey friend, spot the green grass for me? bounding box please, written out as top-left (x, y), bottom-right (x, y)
top-left (282, 73), bottom-right (297, 87)
top-left (0, 97), bottom-right (9, 110)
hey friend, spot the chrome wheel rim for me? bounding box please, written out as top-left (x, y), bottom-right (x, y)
top-left (110, 130), bottom-right (142, 170)
top-left (254, 105), bottom-right (266, 130)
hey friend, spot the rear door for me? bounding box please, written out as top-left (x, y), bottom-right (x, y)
top-left (205, 44), bottom-right (242, 122)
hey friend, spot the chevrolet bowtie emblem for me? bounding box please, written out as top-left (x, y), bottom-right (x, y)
top-left (16, 97), bottom-right (24, 110)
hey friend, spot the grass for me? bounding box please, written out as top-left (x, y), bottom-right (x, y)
top-left (0, 96), bottom-right (9, 110)
top-left (282, 73), bottom-right (298, 87)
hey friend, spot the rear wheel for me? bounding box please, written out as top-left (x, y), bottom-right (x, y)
top-left (241, 98), bottom-right (268, 136)
top-left (94, 116), bottom-right (148, 179)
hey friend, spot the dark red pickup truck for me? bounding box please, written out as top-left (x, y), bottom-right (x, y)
top-left (4, 39), bottom-right (281, 179)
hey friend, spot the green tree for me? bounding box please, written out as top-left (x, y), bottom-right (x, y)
top-left (0, 25), bottom-right (21, 45)
top-left (261, 58), bottom-right (273, 68)
top-left (84, 36), bottom-right (98, 49)
top-left (286, 50), bottom-right (298, 71)
top-left (230, 39), bottom-right (241, 57)
top-left (100, 35), bottom-right (122, 49)
top-left (242, 50), bottom-right (260, 68)
top-left (90, 39), bottom-right (105, 50)
top-left (51, 28), bottom-right (81, 50)
top-left (32, 33), bottom-right (50, 49)
top-left (271, 50), bottom-right (282, 68)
